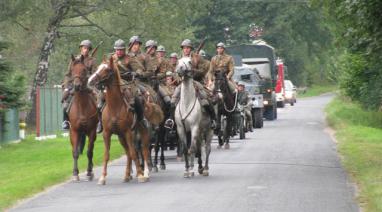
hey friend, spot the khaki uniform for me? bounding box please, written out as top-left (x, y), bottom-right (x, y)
top-left (208, 53), bottom-right (236, 92)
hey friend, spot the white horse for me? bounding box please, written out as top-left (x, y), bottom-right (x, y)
top-left (175, 57), bottom-right (213, 177)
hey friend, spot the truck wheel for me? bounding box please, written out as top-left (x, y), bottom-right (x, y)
top-left (274, 104), bottom-right (278, 120)
top-left (277, 101), bottom-right (285, 108)
top-left (291, 101), bottom-right (294, 106)
top-left (264, 106), bottom-right (275, 120)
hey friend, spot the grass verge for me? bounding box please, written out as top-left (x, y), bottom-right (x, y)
top-left (326, 96), bottom-right (382, 211)
top-left (0, 135), bottom-right (124, 211)
top-left (298, 84), bottom-right (337, 98)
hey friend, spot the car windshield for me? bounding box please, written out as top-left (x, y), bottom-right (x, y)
top-left (233, 67), bottom-right (259, 86)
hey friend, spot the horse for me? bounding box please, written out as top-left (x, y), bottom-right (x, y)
top-left (88, 57), bottom-right (151, 185)
top-left (175, 57), bottom-right (213, 177)
top-left (67, 55), bottom-right (98, 182)
top-left (210, 71), bottom-right (238, 149)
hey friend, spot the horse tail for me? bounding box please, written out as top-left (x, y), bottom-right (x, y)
top-left (78, 133), bottom-right (86, 154)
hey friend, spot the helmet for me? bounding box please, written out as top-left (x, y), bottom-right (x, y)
top-left (165, 71), bottom-right (173, 77)
top-left (114, 39), bottom-right (126, 50)
top-left (145, 40), bottom-right (157, 48)
top-left (216, 42), bottom-right (225, 48)
top-left (170, 52), bottom-right (178, 58)
top-left (180, 39), bottom-right (193, 49)
top-left (238, 81), bottom-right (245, 86)
top-left (79, 40), bottom-right (92, 49)
top-left (199, 49), bottom-right (206, 57)
top-left (156, 45), bottom-right (166, 52)
top-left (129, 35), bottom-right (142, 45)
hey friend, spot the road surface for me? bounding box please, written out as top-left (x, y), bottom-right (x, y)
top-left (10, 94), bottom-right (359, 212)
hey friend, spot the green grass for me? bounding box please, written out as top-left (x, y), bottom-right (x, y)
top-left (298, 84), bottom-right (337, 98)
top-left (0, 134), bottom-right (124, 211)
top-left (326, 97), bottom-right (382, 211)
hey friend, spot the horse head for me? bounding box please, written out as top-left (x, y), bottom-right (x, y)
top-left (213, 71), bottom-right (227, 93)
top-left (88, 56), bottom-right (115, 88)
top-left (176, 57), bottom-right (193, 79)
top-left (70, 54), bottom-right (88, 92)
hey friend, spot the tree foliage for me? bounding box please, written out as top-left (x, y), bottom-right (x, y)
top-left (0, 41), bottom-right (25, 113)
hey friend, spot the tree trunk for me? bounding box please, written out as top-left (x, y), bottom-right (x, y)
top-left (26, 1), bottom-right (71, 125)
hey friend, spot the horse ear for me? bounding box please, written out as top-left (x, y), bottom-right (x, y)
top-left (80, 54), bottom-right (85, 63)
top-left (71, 54), bottom-right (75, 62)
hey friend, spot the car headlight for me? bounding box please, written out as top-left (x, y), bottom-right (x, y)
top-left (263, 100), bottom-right (269, 105)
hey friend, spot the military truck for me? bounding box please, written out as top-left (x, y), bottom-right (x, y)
top-left (227, 40), bottom-right (277, 120)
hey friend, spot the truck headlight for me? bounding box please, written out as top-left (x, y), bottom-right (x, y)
top-left (263, 100), bottom-right (269, 105)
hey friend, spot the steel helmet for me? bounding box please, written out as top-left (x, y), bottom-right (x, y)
top-left (129, 35), bottom-right (142, 45)
top-left (180, 39), bottom-right (193, 49)
top-left (114, 39), bottom-right (126, 50)
top-left (216, 42), bottom-right (225, 48)
top-left (145, 40), bottom-right (157, 49)
top-left (170, 52), bottom-right (178, 58)
top-left (165, 71), bottom-right (173, 77)
top-left (79, 40), bottom-right (92, 49)
top-left (199, 49), bottom-right (206, 57)
top-left (156, 45), bottom-right (166, 52)
top-left (238, 81), bottom-right (245, 86)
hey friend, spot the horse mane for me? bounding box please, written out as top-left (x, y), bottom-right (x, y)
top-left (109, 57), bottom-right (124, 93)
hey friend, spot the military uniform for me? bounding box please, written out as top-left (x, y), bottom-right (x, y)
top-left (237, 83), bottom-right (253, 131)
top-left (208, 52), bottom-right (236, 92)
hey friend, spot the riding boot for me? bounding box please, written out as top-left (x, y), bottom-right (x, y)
top-left (62, 110), bottom-right (70, 130)
top-left (164, 104), bottom-right (176, 129)
top-left (134, 97), bottom-right (148, 128)
top-left (203, 105), bottom-right (217, 129)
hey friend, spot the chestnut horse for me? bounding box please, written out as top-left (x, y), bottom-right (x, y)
top-left (88, 57), bottom-right (152, 185)
top-left (68, 55), bottom-right (98, 181)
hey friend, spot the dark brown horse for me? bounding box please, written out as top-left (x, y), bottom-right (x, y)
top-left (88, 57), bottom-right (152, 185)
top-left (68, 55), bottom-right (98, 181)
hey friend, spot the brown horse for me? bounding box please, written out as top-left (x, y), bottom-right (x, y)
top-left (68, 55), bottom-right (98, 181)
top-left (88, 57), bottom-right (152, 185)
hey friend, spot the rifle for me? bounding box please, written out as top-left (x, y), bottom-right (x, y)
top-left (90, 41), bottom-right (104, 57)
top-left (195, 37), bottom-right (207, 54)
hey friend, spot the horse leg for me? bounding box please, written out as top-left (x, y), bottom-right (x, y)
top-left (153, 134), bottom-right (160, 172)
top-left (126, 130), bottom-right (146, 183)
top-left (224, 116), bottom-right (231, 149)
top-left (138, 126), bottom-right (151, 180)
top-left (86, 130), bottom-right (96, 181)
top-left (198, 141), bottom-right (203, 175)
top-left (160, 127), bottom-right (166, 170)
top-left (188, 129), bottom-right (199, 178)
top-left (177, 129), bottom-right (189, 177)
top-left (98, 131), bottom-right (111, 185)
top-left (70, 130), bottom-right (80, 182)
top-left (203, 131), bottom-right (213, 176)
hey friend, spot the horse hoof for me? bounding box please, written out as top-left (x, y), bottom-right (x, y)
top-left (202, 170), bottom-right (209, 176)
top-left (97, 178), bottom-right (106, 185)
top-left (184, 172), bottom-right (190, 178)
top-left (177, 156), bottom-right (183, 162)
top-left (86, 173), bottom-right (94, 181)
top-left (72, 175), bottom-right (80, 182)
top-left (224, 143), bottom-right (230, 149)
top-left (198, 168), bottom-right (204, 175)
top-left (124, 175), bottom-right (133, 182)
top-left (189, 171), bottom-right (195, 177)
top-left (217, 145), bottom-right (222, 149)
top-left (160, 164), bottom-right (166, 170)
top-left (138, 176), bottom-right (148, 183)
top-left (153, 166), bottom-right (158, 172)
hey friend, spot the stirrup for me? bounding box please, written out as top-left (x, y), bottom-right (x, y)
top-left (62, 121), bottom-right (70, 130)
top-left (164, 119), bottom-right (174, 129)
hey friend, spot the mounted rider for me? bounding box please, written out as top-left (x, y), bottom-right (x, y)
top-left (96, 38), bottom-right (146, 131)
top-left (165, 39), bottom-right (217, 129)
top-left (237, 81), bottom-right (253, 131)
top-left (62, 40), bottom-right (97, 130)
top-left (207, 42), bottom-right (236, 93)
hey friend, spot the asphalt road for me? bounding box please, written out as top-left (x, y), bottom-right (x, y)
top-left (10, 94), bottom-right (359, 212)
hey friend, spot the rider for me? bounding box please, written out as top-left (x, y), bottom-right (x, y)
top-left (237, 81), bottom-right (253, 132)
top-left (105, 39), bottom-right (146, 129)
top-left (165, 39), bottom-right (217, 129)
top-left (62, 39), bottom-right (97, 130)
top-left (207, 42), bottom-right (235, 93)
